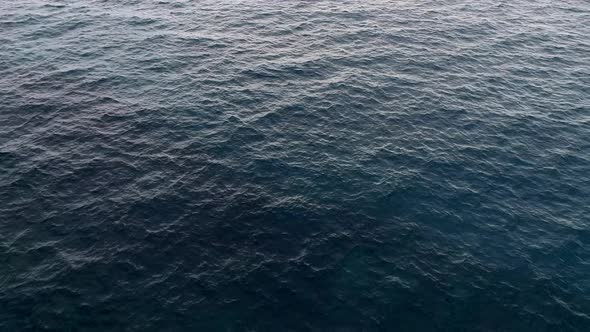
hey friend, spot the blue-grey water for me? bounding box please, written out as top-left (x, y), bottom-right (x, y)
top-left (1, 0), bottom-right (590, 330)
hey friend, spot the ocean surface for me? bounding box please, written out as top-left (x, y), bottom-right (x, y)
top-left (1, 0), bottom-right (590, 330)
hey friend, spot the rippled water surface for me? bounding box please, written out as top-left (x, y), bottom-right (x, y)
top-left (2, 0), bottom-right (590, 330)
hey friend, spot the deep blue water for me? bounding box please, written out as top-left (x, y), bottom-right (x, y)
top-left (1, 0), bottom-right (590, 330)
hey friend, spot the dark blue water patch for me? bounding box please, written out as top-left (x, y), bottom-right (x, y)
top-left (2, 0), bottom-right (590, 331)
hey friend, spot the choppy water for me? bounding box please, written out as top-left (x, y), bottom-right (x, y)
top-left (2, 0), bottom-right (590, 330)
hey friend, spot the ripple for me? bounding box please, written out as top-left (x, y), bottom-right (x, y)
top-left (1, 0), bottom-right (590, 330)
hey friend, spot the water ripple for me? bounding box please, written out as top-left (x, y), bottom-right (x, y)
top-left (1, 0), bottom-right (590, 330)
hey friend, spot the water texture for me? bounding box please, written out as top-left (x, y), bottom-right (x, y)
top-left (1, 0), bottom-right (590, 330)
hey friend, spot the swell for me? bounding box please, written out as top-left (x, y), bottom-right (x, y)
top-left (1, 0), bottom-right (590, 331)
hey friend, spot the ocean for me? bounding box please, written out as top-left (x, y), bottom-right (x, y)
top-left (1, 0), bottom-right (590, 330)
